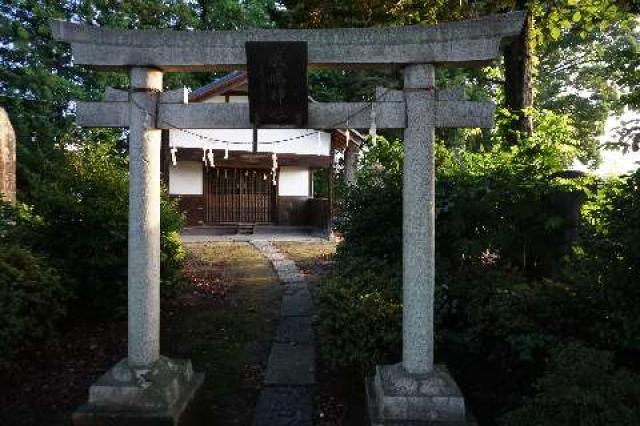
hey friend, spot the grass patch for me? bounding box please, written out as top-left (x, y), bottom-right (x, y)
top-left (162, 242), bottom-right (281, 425)
top-left (273, 242), bottom-right (336, 275)
top-left (0, 242), bottom-right (281, 426)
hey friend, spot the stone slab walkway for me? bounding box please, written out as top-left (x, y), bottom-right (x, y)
top-left (252, 241), bottom-right (315, 426)
top-left (181, 227), bottom-right (329, 244)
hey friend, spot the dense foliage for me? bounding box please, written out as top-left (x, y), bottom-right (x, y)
top-left (14, 141), bottom-right (186, 317)
top-left (298, 4), bottom-right (640, 423)
top-left (0, 141), bottom-right (186, 363)
top-left (501, 343), bottom-right (640, 425)
top-left (319, 122), bottom-right (640, 422)
top-left (570, 170), bottom-right (640, 357)
top-left (0, 235), bottom-right (68, 367)
top-left (0, 0), bottom-right (277, 368)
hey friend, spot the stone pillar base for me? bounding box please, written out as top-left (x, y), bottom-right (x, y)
top-left (73, 357), bottom-right (205, 426)
top-left (366, 363), bottom-right (474, 426)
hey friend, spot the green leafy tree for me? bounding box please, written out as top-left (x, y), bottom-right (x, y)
top-left (501, 343), bottom-right (640, 425)
top-left (0, 0), bottom-right (277, 323)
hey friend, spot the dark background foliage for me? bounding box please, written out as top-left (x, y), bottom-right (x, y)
top-left (318, 135), bottom-right (640, 422)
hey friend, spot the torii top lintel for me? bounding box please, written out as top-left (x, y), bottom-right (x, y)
top-left (50, 12), bottom-right (525, 72)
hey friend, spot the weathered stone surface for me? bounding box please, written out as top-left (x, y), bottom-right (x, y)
top-left (77, 97), bottom-right (494, 130)
top-left (0, 108), bottom-right (16, 205)
top-left (265, 343), bottom-right (315, 385)
top-left (128, 67), bottom-right (163, 368)
top-left (160, 88), bottom-right (189, 104)
top-left (366, 63), bottom-right (478, 426)
top-left (103, 86), bottom-right (188, 104)
top-left (279, 272), bottom-right (306, 284)
top-left (254, 386), bottom-right (312, 426)
top-left (50, 12), bottom-right (525, 70)
top-left (377, 86), bottom-right (467, 102)
top-left (436, 101), bottom-right (494, 128)
top-left (272, 259), bottom-right (297, 270)
top-left (268, 252), bottom-right (287, 261)
top-left (73, 357), bottom-right (205, 426)
top-left (251, 240), bottom-right (316, 386)
top-left (77, 101), bottom-right (130, 128)
top-left (402, 64), bottom-right (436, 375)
top-left (283, 282), bottom-right (308, 295)
top-left (403, 65), bottom-right (434, 89)
top-left (104, 87), bottom-right (129, 102)
top-left (281, 287), bottom-right (313, 317)
top-left (131, 68), bottom-right (163, 92)
top-left (367, 363), bottom-right (466, 424)
top-left (275, 316), bottom-right (314, 345)
top-left (158, 101), bottom-right (407, 130)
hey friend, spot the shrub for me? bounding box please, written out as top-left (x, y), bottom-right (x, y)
top-left (160, 194), bottom-right (187, 293)
top-left (501, 343), bottom-right (640, 426)
top-left (0, 243), bottom-right (68, 366)
top-left (569, 170), bottom-right (640, 357)
top-left (319, 142), bottom-right (403, 371)
top-left (18, 142), bottom-right (186, 317)
top-left (318, 261), bottom-right (401, 372)
top-left (436, 263), bottom-right (603, 415)
top-left (319, 128), bottom-right (640, 422)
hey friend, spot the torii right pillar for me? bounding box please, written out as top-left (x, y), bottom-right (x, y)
top-left (367, 64), bottom-right (467, 425)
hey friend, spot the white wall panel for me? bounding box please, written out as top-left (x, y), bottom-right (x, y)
top-left (278, 167), bottom-right (310, 197)
top-left (169, 161), bottom-right (203, 195)
top-left (169, 128), bottom-right (331, 156)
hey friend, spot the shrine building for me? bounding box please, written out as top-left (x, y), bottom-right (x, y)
top-left (160, 71), bottom-right (356, 231)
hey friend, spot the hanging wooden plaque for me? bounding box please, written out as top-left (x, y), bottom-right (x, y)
top-left (246, 41), bottom-right (308, 127)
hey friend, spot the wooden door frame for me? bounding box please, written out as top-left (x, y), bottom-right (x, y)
top-left (203, 165), bottom-right (277, 225)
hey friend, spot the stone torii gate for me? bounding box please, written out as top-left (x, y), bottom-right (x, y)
top-left (52, 12), bottom-right (524, 425)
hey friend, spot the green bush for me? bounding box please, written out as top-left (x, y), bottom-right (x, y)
top-left (17, 141), bottom-right (185, 317)
top-left (318, 259), bottom-right (401, 372)
top-left (319, 120), bottom-right (640, 423)
top-left (320, 131), bottom-right (584, 373)
top-left (0, 243), bottom-right (68, 366)
top-left (569, 170), bottom-right (640, 356)
top-left (501, 343), bottom-right (640, 426)
top-left (319, 142), bottom-right (403, 371)
top-left (436, 263), bottom-right (604, 415)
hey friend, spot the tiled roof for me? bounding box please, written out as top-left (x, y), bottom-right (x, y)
top-left (189, 71), bottom-right (248, 102)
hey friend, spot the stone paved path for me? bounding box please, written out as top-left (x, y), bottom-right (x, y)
top-left (181, 227), bottom-right (329, 244)
top-left (251, 241), bottom-right (315, 426)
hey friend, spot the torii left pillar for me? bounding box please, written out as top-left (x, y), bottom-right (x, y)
top-left (128, 68), bottom-right (162, 367)
top-left (73, 67), bottom-right (204, 426)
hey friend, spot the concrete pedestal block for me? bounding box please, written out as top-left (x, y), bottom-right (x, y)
top-left (366, 363), bottom-right (473, 426)
top-left (73, 357), bottom-right (205, 426)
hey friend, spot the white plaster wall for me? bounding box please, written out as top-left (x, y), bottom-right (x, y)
top-left (169, 161), bottom-right (203, 195)
top-left (203, 96), bottom-right (226, 103)
top-left (228, 95), bottom-right (248, 103)
top-left (169, 128), bottom-right (331, 156)
top-left (278, 167), bottom-right (310, 197)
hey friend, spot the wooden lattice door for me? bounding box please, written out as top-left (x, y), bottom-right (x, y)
top-left (206, 167), bottom-right (275, 224)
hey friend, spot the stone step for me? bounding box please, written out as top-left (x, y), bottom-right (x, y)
top-left (281, 288), bottom-right (313, 317)
top-left (254, 386), bottom-right (312, 426)
top-left (265, 343), bottom-right (315, 386)
top-left (275, 316), bottom-right (314, 345)
top-left (237, 223), bottom-right (255, 235)
top-left (251, 240), bottom-right (316, 426)
top-left (278, 272), bottom-right (306, 284)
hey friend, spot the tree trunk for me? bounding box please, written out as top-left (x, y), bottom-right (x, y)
top-left (503, 3), bottom-right (534, 144)
top-left (343, 142), bottom-right (359, 186)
